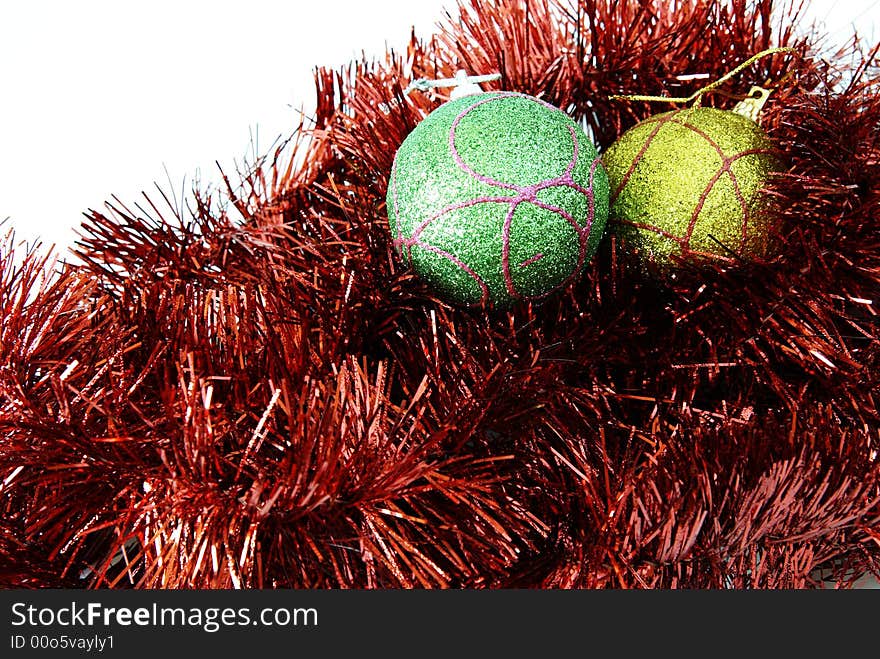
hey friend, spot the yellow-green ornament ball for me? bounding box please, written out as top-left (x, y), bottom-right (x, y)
top-left (602, 107), bottom-right (782, 271)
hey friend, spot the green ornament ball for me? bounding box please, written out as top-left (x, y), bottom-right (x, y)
top-left (602, 107), bottom-right (782, 271)
top-left (387, 91), bottom-right (610, 308)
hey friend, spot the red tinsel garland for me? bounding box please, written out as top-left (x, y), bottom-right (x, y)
top-left (1, 0), bottom-right (878, 588)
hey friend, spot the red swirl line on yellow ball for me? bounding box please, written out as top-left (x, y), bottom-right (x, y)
top-left (613, 110), bottom-right (775, 254)
top-left (664, 117), bottom-right (753, 250)
top-left (685, 148), bottom-right (774, 251)
top-left (609, 112), bottom-right (678, 205)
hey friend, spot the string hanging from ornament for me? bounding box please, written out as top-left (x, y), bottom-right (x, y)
top-left (603, 47), bottom-right (799, 274)
top-left (387, 71), bottom-right (610, 309)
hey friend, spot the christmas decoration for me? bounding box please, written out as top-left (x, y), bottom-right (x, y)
top-left (1, 0), bottom-right (878, 591)
top-left (603, 51), bottom-right (789, 271)
top-left (604, 106), bottom-right (781, 269)
top-left (388, 90), bottom-right (609, 307)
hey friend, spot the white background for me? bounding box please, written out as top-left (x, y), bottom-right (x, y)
top-left (1, 0), bottom-right (876, 252)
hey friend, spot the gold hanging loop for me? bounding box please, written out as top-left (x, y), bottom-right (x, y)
top-left (609, 46), bottom-right (798, 107)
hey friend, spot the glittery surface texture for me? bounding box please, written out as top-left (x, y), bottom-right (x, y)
top-left (603, 107), bottom-right (781, 270)
top-left (388, 92), bottom-right (609, 307)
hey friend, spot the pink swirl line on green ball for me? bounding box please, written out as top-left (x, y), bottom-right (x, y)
top-left (395, 196), bottom-right (513, 262)
top-left (412, 241), bottom-right (490, 302)
top-left (396, 92), bottom-right (602, 304)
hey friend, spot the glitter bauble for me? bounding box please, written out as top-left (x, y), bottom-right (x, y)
top-left (602, 107), bottom-right (782, 271)
top-left (387, 91), bottom-right (609, 307)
